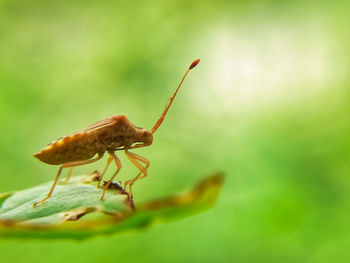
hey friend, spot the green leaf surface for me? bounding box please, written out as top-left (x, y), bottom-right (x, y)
top-left (0, 173), bottom-right (223, 240)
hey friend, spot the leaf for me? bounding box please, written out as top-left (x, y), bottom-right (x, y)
top-left (0, 172), bottom-right (224, 240)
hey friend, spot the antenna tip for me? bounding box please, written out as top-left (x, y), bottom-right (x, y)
top-left (189, 59), bottom-right (200, 70)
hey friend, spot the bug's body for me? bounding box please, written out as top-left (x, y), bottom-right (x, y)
top-left (34, 115), bottom-right (153, 165)
top-left (33, 59), bottom-right (200, 207)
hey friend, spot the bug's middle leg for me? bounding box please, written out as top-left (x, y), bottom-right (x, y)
top-left (97, 154), bottom-right (113, 188)
top-left (124, 150), bottom-right (150, 199)
top-left (100, 151), bottom-right (122, 200)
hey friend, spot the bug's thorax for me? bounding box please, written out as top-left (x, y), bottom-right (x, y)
top-left (97, 116), bottom-right (153, 150)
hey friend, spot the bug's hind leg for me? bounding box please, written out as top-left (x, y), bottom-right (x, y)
top-left (33, 166), bottom-right (64, 207)
top-left (33, 153), bottom-right (104, 207)
top-left (61, 167), bottom-right (74, 185)
top-left (124, 150), bottom-right (150, 199)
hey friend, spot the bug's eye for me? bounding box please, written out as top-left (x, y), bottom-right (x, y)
top-left (143, 131), bottom-right (147, 137)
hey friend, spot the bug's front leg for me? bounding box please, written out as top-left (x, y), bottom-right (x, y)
top-left (124, 150), bottom-right (150, 199)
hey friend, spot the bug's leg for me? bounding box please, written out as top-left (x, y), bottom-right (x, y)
top-left (33, 153), bottom-right (104, 207)
top-left (33, 166), bottom-right (64, 207)
top-left (61, 167), bottom-right (74, 184)
top-left (100, 151), bottom-right (122, 200)
top-left (124, 150), bottom-right (150, 199)
top-left (97, 155), bottom-right (113, 188)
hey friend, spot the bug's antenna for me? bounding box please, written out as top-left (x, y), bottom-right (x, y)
top-left (151, 59), bottom-right (200, 134)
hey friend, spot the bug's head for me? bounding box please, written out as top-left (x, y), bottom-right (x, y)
top-left (136, 128), bottom-right (153, 146)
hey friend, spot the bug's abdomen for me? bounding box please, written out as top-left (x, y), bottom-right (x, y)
top-left (34, 133), bottom-right (100, 165)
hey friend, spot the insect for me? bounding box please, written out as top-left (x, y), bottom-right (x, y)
top-left (33, 59), bottom-right (200, 207)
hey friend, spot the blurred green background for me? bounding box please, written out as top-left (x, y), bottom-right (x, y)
top-left (1, 0), bottom-right (350, 262)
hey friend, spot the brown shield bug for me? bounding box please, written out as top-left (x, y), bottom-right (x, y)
top-left (33, 59), bottom-right (200, 207)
